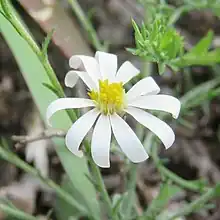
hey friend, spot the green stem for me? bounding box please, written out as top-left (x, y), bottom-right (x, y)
top-left (168, 187), bottom-right (216, 220)
top-left (123, 163), bottom-right (138, 220)
top-left (68, 0), bottom-right (105, 51)
top-left (1, 0), bottom-right (77, 121)
top-left (0, 146), bottom-right (88, 215)
top-left (0, 203), bottom-right (38, 220)
top-left (151, 144), bottom-right (207, 193)
top-left (91, 161), bottom-right (113, 214)
top-left (84, 141), bottom-right (114, 219)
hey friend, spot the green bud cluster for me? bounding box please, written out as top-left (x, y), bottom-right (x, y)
top-left (128, 18), bottom-right (184, 74)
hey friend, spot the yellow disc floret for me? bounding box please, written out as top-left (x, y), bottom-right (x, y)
top-left (88, 79), bottom-right (126, 115)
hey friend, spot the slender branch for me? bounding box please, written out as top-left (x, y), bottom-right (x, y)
top-left (12, 129), bottom-right (66, 148)
top-left (0, 203), bottom-right (38, 220)
top-left (68, 0), bottom-right (105, 51)
top-left (151, 143), bottom-right (208, 193)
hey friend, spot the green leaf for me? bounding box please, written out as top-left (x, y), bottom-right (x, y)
top-left (212, 6), bottom-right (220, 17)
top-left (55, 176), bottom-right (83, 220)
top-left (214, 183), bottom-right (220, 196)
top-left (0, 12), bottom-right (100, 219)
top-left (132, 19), bottom-right (144, 43)
top-left (42, 82), bottom-right (59, 96)
top-left (174, 48), bottom-right (220, 67)
top-left (130, 17), bottom-right (184, 71)
top-left (158, 62), bottom-right (166, 75)
top-left (173, 31), bottom-right (220, 67)
top-left (144, 182), bottom-right (182, 219)
top-left (41, 28), bottom-right (55, 59)
top-left (126, 47), bottom-right (137, 55)
top-left (168, 5), bottom-right (192, 25)
top-left (188, 31), bottom-right (213, 55)
top-left (112, 192), bottom-right (137, 220)
top-left (111, 193), bottom-right (125, 217)
top-left (180, 77), bottom-right (220, 112)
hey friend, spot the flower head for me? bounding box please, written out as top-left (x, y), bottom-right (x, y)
top-left (46, 51), bottom-right (181, 168)
top-left (88, 79), bottom-right (125, 115)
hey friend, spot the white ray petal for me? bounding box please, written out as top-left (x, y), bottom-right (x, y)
top-left (64, 71), bottom-right (79, 88)
top-left (46, 98), bottom-right (95, 126)
top-left (65, 70), bottom-right (97, 90)
top-left (126, 77), bottom-right (160, 102)
top-left (126, 107), bottom-right (175, 149)
top-left (65, 109), bottom-right (100, 157)
top-left (95, 51), bottom-right (117, 81)
top-left (128, 95), bottom-right (181, 119)
top-left (91, 115), bottom-right (111, 168)
top-left (110, 114), bottom-right (148, 163)
top-left (69, 55), bottom-right (101, 85)
top-left (116, 61), bottom-right (140, 84)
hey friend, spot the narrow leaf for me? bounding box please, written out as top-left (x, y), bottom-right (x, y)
top-left (158, 62), bottom-right (166, 75)
top-left (42, 82), bottom-right (59, 97)
top-left (174, 49), bottom-right (220, 67)
top-left (144, 182), bottom-right (182, 218)
top-left (41, 28), bottom-right (55, 59)
top-left (188, 31), bottom-right (214, 55)
top-left (55, 176), bottom-right (83, 220)
top-left (132, 19), bottom-right (144, 42)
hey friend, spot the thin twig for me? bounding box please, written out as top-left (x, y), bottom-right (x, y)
top-left (68, 0), bottom-right (105, 51)
top-left (12, 129), bottom-right (66, 148)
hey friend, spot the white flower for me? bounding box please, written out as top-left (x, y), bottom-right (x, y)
top-left (46, 52), bottom-right (181, 168)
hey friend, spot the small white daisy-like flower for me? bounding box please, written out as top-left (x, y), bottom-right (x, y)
top-left (46, 52), bottom-right (181, 168)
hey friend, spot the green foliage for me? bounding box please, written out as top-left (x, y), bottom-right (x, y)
top-left (184, 0), bottom-right (220, 15)
top-left (55, 176), bottom-right (83, 220)
top-left (214, 183), bottom-right (220, 196)
top-left (111, 194), bottom-right (125, 217)
top-left (41, 28), bottom-right (55, 60)
top-left (128, 18), bottom-right (184, 74)
top-left (138, 0), bottom-right (175, 22)
top-left (143, 182), bottom-right (182, 219)
top-left (173, 31), bottom-right (220, 67)
top-left (111, 193), bottom-right (136, 220)
top-left (134, 0), bottom-right (220, 75)
top-left (111, 192), bottom-right (139, 220)
top-left (130, 18), bottom-right (220, 74)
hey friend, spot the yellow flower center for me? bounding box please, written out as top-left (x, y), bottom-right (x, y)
top-left (88, 79), bottom-right (126, 115)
